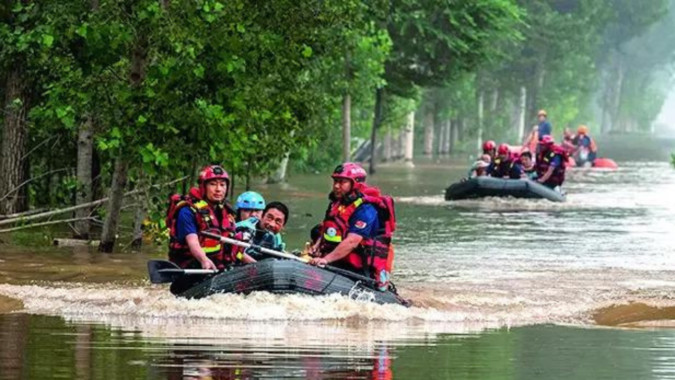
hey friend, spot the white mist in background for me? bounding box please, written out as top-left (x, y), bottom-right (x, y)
top-left (655, 89), bottom-right (675, 137)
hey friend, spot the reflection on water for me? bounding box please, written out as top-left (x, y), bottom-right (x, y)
top-left (5, 314), bottom-right (675, 380)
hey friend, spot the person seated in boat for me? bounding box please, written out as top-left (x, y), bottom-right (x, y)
top-left (482, 140), bottom-right (497, 160)
top-left (573, 125), bottom-right (597, 167)
top-left (536, 136), bottom-right (567, 190)
top-left (562, 127), bottom-right (576, 154)
top-left (167, 165), bottom-right (236, 271)
top-left (235, 191), bottom-right (266, 222)
top-left (166, 165), bottom-right (237, 294)
top-left (519, 151), bottom-right (538, 180)
top-left (466, 154), bottom-right (491, 179)
top-left (488, 144), bottom-right (525, 179)
top-left (309, 163), bottom-right (395, 291)
top-left (234, 201), bottom-right (289, 263)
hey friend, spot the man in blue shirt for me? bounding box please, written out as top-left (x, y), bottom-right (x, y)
top-left (309, 163), bottom-right (380, 271)
top-left (536, 109), bottom-right (552, 141)
top-left (170, 165), bottom-right (236, 271)
top-left (168, 165), bottom-right (236, 294)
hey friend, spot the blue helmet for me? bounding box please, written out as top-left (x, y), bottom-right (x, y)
top-left (236, 191), bottom-right (266, 211)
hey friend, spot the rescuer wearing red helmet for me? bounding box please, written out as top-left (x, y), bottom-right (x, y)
top-left (487, 144), bottom-right (525, 179)
top-left (167, 165), bottom-right (236, 275)
top-left (309, 162), bottom-right (396, 291)
top-left (536, 136), bottom-right (567, 189)
top-left (482, 140), bottom-right (497, 160)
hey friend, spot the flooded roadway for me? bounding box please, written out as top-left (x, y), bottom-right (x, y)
top-left (1, 152), bottom-right (675, 379)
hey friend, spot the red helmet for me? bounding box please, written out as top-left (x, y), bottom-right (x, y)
top-left (541, 135), bottom-right (555, 145)
top-left (482, 140), bottom-right (496, 152)
top-left (198, 165), bottom-right (230, 186)
top-left (497, 143), bottom-right (510, 155)
top-left (331, 162), bottom-right (367, 184)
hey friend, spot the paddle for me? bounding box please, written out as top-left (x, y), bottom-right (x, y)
top-left (147, 259), bottom-right (218, 284)
top-left (201, 231), bottom-right (379, 287)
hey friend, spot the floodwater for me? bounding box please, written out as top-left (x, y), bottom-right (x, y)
top-left (1, 139), bottom-right (675, 379)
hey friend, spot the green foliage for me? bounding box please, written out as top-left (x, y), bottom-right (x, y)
top-left (2, 0), bottom-right (673, 239)
top-left (383, 0), bottom-right (524, 95)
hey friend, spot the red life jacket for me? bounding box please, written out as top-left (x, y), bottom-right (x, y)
top-left (318, 186), bottom-right (396, 288)
top-left (536, 145), bottom-right (567, 186)
top-left (167, 187), bottom-right (236, 269)
top-left (490, 157), bottom-right (519, 179)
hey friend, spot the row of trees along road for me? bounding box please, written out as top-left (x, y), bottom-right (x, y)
top-left (1, 0), bottom-right (674, 252)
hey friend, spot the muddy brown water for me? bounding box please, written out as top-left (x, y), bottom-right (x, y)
top-left (1, 145), bottom-right (675, 379)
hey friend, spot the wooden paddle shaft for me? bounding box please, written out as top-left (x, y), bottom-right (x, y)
top-left (202, 231), bottom-right (307, 262)
top-left (201, 232), bottom-right (378, 286)
top-left (181, 269), bottom-right (218, 274)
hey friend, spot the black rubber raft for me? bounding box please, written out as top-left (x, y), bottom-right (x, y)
top-left (444, 177), bottom-right (565, 202)
top-left (178, 259), bottom-right (409, 306)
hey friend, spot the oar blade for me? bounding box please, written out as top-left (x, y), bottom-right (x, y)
top-left (148, 260), bottom-right (182, 284)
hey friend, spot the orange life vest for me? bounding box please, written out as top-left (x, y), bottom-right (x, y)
top-left (318, 187), bottom-right (396, 289)
top-left (167, 187), bottom-right (236, 269)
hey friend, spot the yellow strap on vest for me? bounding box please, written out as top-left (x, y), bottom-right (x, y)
top-left (323, 234), bottom-right (342, 243)
top-left (325, 198), bottom-right (364, 243)
top-left (203, 244), bottom-right (221, 253)
top-left (194, 200), bottom-right (209, 209)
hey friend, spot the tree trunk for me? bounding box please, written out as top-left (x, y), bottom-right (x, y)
top-left (131, 201), bottom-right (145, 251)
top-left (342, 93), bottom-right (351, 162)
top-left (436, 120), bottom-right (445, 155)
top-left (368, 87), bottom-right (384, 174)
top-left (404, 111), bottom-right (415, 167)
top-left (130, 173), bottom-right (147, 251)
top-left (98, 158), bottom-right (128, 253)
top-left (491, 89), bottom-right (499, 109)
top-left (397, 130), bottom-right (405, 159)
top-left (268, 152), bottom-right (290, 183)
top-left (73, 116), bottom-right (94, 239)
top-left (607, 56), bottom-right (625, 134)
top-left (490, 88), bottom-right (499, 133)
top-left (443, 120), bottom-right (451, 154)
top-left (450, 119), bottom-right (458, 154)
top-left (517, 86), bottom-right (527, 142)
top-left (71, 0), bottom-right (101, 239)
top-left (383, 129), bottom-right (392, 162)
top-left (0, 68), bottom-right (30, 215)
top-left (476, 91), bottom-right (484, 153)
top-left (528, 58), bottom-right (547, 118)
top-left (342, 48), bottom-right (352, 162)
top-left (423, 110), bottom-right (434, 156)
top-left (100, 22), bottom-right (145, 252)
